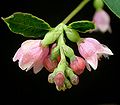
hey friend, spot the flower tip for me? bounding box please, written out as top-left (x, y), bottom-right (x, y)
top-left (71, 75), bottom-right (79, 85)
top-left (54, 72), bottom-right (65, 87)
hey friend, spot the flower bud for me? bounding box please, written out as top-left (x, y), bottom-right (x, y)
top-left (64, 26), bottom-right (80, 42)
top-left (44, 55), bottom-right (58, 72)
top-left (62, 45), bottom-right (75, 59)
top-left (50, 45), bottom-right (60, 60)
top-left (64, 78), bottom-right (72, 89)
top-left (70, 75), bottom-right (79, 85)
top-left (66, 67), bottom-right (79, 85)
top-left (41, 23), bottom-right (64, 46)
top-left (54, 72), bottom-right (65, 87)
top-left (70, 56), bottom-right (86, 75)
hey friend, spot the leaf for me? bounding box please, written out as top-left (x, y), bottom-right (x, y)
top-left (68, 21), bottom-right (95, 33)
top-left (2, 12), bottom-right (52, 38)
top-left (103, 0), bottom-right (120, 18)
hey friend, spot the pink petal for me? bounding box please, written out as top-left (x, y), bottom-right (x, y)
top-left (85, 62), bottom-right (92, 71)
top-left (33, 59), bottom-right (43, 74)
top-left (99, 45), bottom-right (113, 55)
top-left (86, 54), bottom-right (98, 70)
top-left (13, 48), bottom-right (22, 62)
top-left (18, 54), bottom-right (34, 70)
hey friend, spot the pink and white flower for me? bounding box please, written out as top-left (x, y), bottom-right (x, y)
top-left (78, 38), bottom-right (113, 71)
top-left (13, 40), bottom-right (49, 74)
top-left (93, 9), bottom-right (111, 33)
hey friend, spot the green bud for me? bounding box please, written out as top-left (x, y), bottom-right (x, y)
top-left (93, 0), bottom-right (104, 10)
top-left (66, 67), bottom-right (75, 79)
top-left (65, 67), bottom-right (79, 85)
top-left (64, 25), bottom-right (80, 42)
top-left (64, 77), bottom-right (72, 89)
top-left (50, 45), bottom-right (60, 60)
top-left (62, 45), bottom-right (75, 59)
top-left (42, 23), bottom-right (64, 46)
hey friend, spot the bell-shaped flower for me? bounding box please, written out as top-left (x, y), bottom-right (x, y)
top-left (13, 40), bottom-right (49, 74)
top-left (93, 9), bottom-right (111, 33)
top-left (78, 38), bottom-right (113, 71)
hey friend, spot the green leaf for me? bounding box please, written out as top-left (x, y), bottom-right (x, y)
top-left (68, 21), bottom-right (95, 33)
top-left (103, 0), bottom-right (120, 18)
top-left (2, 12), bottom-right (52, 38)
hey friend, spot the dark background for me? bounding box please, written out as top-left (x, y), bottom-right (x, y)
top-left (0, 0), bottom-right (120, 105)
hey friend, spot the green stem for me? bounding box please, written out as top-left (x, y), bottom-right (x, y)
top-left (62, 0), bottom-right (90, 24)
top-left (60, 46), bottom-right (66, 61)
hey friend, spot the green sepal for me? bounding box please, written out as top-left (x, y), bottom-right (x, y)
top-left (93, 0), bottom-right (104, 10)
top-left (41, 23), bottom-right (64, 46)
top-left (68, 20), bottom-right (95, 33)
top-left (2, 12), bottom-right (51, 38)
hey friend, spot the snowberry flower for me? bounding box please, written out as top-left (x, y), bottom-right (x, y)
top-left (13, 40), bottom-right (49, 74)
top-left (78, 38), bottom-right (113, 71)
top-left (93, 9), bottom-right (111, 33)
top-left (70, 56), bottom-right (86, 75)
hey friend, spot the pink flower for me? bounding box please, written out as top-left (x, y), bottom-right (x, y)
top-left (13, 40), bottom-right (49, 74)
top-left (93, 9), bottom-right (111, 33)
top-left (70, 56), bottom-right (86, 75)
top-left (78, 38), bottom-right (113, 71)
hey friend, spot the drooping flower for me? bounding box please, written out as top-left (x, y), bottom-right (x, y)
top-left (13, 40), bottom-right (49, 74)
top-left (93, 9), bottom-right (111, 33)
top-left (78, 38), bottom-right (113, 71)
top-left (70, 56), bottom-right (86, 75)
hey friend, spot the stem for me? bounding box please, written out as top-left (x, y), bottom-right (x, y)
top-left (60, 46), bottom-right (66, 61)
top-left (62, 0), bottom-right (90, 24)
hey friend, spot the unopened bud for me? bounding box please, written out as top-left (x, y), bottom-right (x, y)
top-left (70, 56), bottom-right (86, 75)
top-left (42, 23), bottom-right (64, 46)
top-left (62, 45), bottom-right (75, 59)
top-left (71, 75), bottom-right (79, 85)
top-left (64, 25), bottom-right (80, 42)
top-left (44, 56), bottom-right (58, 72)
top-left (64, 78), bottom-right (72, 89)
top-left (66, 67), bottom-right (79, 85)
top-left (50, 45), bottom-right (60, 60)
top-left (54, 72), bottom-right (65, 87)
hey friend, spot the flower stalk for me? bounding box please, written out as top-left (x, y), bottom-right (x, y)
top-left (62, 0), bottom-right (90, 24)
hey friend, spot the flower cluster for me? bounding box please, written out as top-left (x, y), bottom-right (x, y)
top-left (3, 0), bottom-right (113, 91)
top-left (13, 22), bottom-right (113, 91)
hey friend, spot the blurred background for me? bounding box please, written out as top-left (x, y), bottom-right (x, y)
top-left (0, 0), bottom-right (120, 104)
